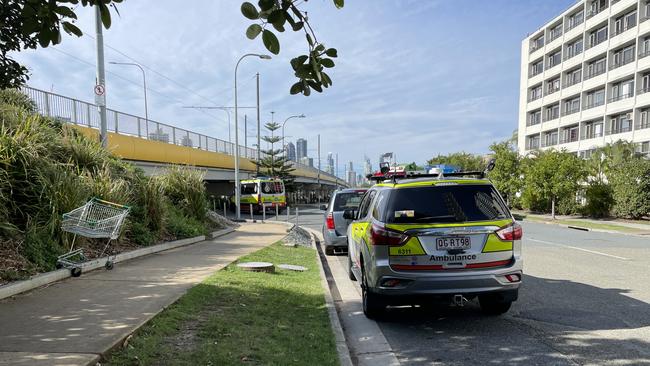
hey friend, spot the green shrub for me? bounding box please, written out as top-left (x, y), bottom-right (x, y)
top-left (0, 89), bottom-right (36, 113)
top-left (583, 182), bottom-right (613, 218)
top-left (23, 226), bottom-right (65, 271)
top-left (128, 221), bottom-right (157, 246)
top-left (158, 166), bottom-right (206, 221)
top-left (165, 204), bottom-right (206, 239)
top-left (556, 195), bottom-right (579, 216)
top-left (609, 159), bottom-right (650, 219)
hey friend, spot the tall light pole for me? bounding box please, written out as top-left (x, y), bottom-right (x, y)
top-left (256, 73), bottom-right (261, 176)
top-left (234, 53), bottom-right (271, 220)
top-left (95, 6), bottom-right (108, 148)
top-left (281, 114), bottom-right (306, 156)
top-left (108, 61), bottom-right (148, 126)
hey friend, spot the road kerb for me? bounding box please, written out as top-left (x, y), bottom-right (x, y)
top-left (304, 227), bottom-right (354, 366)
top-left (0, 228), bottom-right (235, 301)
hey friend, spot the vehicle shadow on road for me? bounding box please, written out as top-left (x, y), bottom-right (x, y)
top-left (375, 274), bottom-right (650, 365)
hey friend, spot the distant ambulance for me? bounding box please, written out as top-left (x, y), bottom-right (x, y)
top-left (231, 177), bottom-right (286, 214)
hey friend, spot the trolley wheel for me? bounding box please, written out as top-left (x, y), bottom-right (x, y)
top-left (71, 267), bottom-right (82, 277)
top-left (105, 260), bottom-right (114, 270)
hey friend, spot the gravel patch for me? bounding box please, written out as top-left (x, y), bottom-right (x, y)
top-left (283, 225), bottom-right (313, 247)
top-left (207, 211), bottom-right (240, 229)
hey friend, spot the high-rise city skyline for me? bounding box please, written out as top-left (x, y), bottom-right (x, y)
top-left (296, 138), bottom-right (308, 161)
top-left (326, 152), bottom-right (335, 175)
top-left (285, 141), bottom-right (296, 161)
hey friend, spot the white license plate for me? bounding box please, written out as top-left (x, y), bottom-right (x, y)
top-left (435, 236), bottom-right (471, 251)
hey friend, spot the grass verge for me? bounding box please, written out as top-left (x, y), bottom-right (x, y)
top-left (518, 214), bottom-right (648, 234)
top-left (106, 241), bottom-right (339, 366)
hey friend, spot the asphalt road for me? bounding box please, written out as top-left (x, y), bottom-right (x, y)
top-left (226, 206), bottom-right (650, 364)
top-left (283, 207), bottom-right (650, 366)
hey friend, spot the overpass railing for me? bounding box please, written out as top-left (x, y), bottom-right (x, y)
top-left (20, 86), bottom-right (343, 184)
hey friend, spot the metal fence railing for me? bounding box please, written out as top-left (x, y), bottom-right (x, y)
top-left (20, 86), bottom-right (342, 184)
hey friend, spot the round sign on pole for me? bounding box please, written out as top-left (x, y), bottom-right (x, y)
top-left (94, 84), bottom-right (105, 96)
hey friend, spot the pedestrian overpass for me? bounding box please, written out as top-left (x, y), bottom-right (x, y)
top-left (21, 86), bottom-right (348, 198)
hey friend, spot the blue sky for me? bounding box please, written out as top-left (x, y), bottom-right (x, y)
top-left (15, 0), bottom-right (575, 174)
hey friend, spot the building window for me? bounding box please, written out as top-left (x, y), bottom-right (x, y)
top-left (579, 149), bottom-right (596, 159)
top-left (641, 37), bottom-right (650, 59)
top-left (549, 23), bottom-right (563, 41)
top-left (640, 73), bottom-right (650, 94)
top-left (528, 110), bottom-right (542, 126)
top-left (610, 79), bottom-right (634, 102)
top-left (563, 97), bottom-right (581, 115)
top-left (637, 141), bottom-right (650, 156)
top-left (588, 25), bottom-right (608, 48)
top-left (582, 120), bottom-right (604, 139)
top-left (527, 135), bottom-right (540, 150)
top-left (564, 68), bottom-right (582, 87)
top-left (611, 44), bottom-right (635, 69)
top-left (565, 37), bottom-right (584, 60)
top-left (567, 10), bottom-right (584, 31)
top-left (587, 0), bottom-right (608, 19)
top-left (544, 103), bottom-right (560, 121)
top-left (530, 59), bottom-right (544, 77)
top-left (529, 85), bottom-right (543, 101)
top-left (644, 1), bottom-right (650, 21)
top-left (585, 88), bottom-right (605, 109)
top-left (547, 50), bottom-right (562, 68)
top-left (585, 57), bottom-right (606, 79)
top-left (542, 130), bottom-right (559, 147)
top-left (638, 108), bottom-right (650, 129)
top-left (546, 77), bottom-right (561, 95)
top-left (613, 10), bottom-right (637, 36)
top-left (530, 34), bottom-right (545, 53)
top-left (608, 113), bottom-right (633, 134)
top-left (561, 125), bottom-right (580, 143)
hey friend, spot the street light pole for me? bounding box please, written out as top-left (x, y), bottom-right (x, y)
top-left (256, 73), bottom-right (261, 176)
top-left (281, 114), bottom-right (306, 157)
top-left (95, 7), bottom-right (108, 148)
top-left (234, 53), bottom-right (271, 220)
top-left (108, 61), bottom-right (148, 125)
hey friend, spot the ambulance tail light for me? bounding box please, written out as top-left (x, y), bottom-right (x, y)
top-left (496, 222), bottom-right (523, 241)
top-left (369, 223), bottom-right (409, 246)
top-left (326, 212), bottom-right (335, 230)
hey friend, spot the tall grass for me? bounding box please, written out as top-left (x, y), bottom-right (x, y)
top-left (0, 89), bottom-right (212, 278)
top-left (157, 166), bottom-right (207, 221)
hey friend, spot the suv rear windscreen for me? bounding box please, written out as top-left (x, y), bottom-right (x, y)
top-left (384, 185), bottom-right (510, 223)
top-left (333, 192), bottom-right (366, 211)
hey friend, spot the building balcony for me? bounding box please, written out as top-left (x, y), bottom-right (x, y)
top-left (581, 131), bottom-right (604, 140)
top-left (541, 139), bottom-right (559, 148)
top-left (610, 56), bottom-right (635, 70)
top-left (610, 26), bottom-right (637, 49)
top-left (584, 99), bottom-right (605, 110)
top-left (606, 126), bottom-right (633, 135)
top-left (583, 67), bottom-right (606, 81)
top-left (562, 107), bottom-right (581, 116)
top-left (559, 136), bottom-right (580, 144)
top-left (608, 92), bottom-right (634, 103)
top-left (636, 122), bottom-right (650, 130)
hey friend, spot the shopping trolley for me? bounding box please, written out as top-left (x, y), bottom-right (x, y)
top-left (57, 198), bottom-right (130, 276)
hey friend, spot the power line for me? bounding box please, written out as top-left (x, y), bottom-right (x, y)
top-left (48, 47), bottom-right (224, 123)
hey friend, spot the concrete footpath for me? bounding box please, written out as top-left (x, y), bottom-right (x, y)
top-left (0, 223), bottom-right (287, 366)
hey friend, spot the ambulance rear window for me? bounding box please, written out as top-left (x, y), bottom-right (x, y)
top-left (385, 185), bottom-right (509, 223)
top-left (261, 181), bottom-right (284, 194)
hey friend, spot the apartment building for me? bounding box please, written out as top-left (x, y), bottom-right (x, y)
top-left (519, 0), bottom-right (650, 158)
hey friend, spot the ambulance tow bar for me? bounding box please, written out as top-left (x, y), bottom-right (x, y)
top-left (453, 294), bottom-right (468, 307)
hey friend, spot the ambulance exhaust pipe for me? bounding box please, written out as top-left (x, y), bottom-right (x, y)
top-left (453, 294), bottom-right (468, 307)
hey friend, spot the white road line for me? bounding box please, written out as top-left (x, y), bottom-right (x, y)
top-left (527, 238), bottom-right (630, 260)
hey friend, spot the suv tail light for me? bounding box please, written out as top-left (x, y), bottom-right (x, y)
top-left (326, 212), bottom-right (335, 230)
top-left (496, 222), bottom-right (523, 241)
top-left (369, 223), bottom-right (409, 246)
